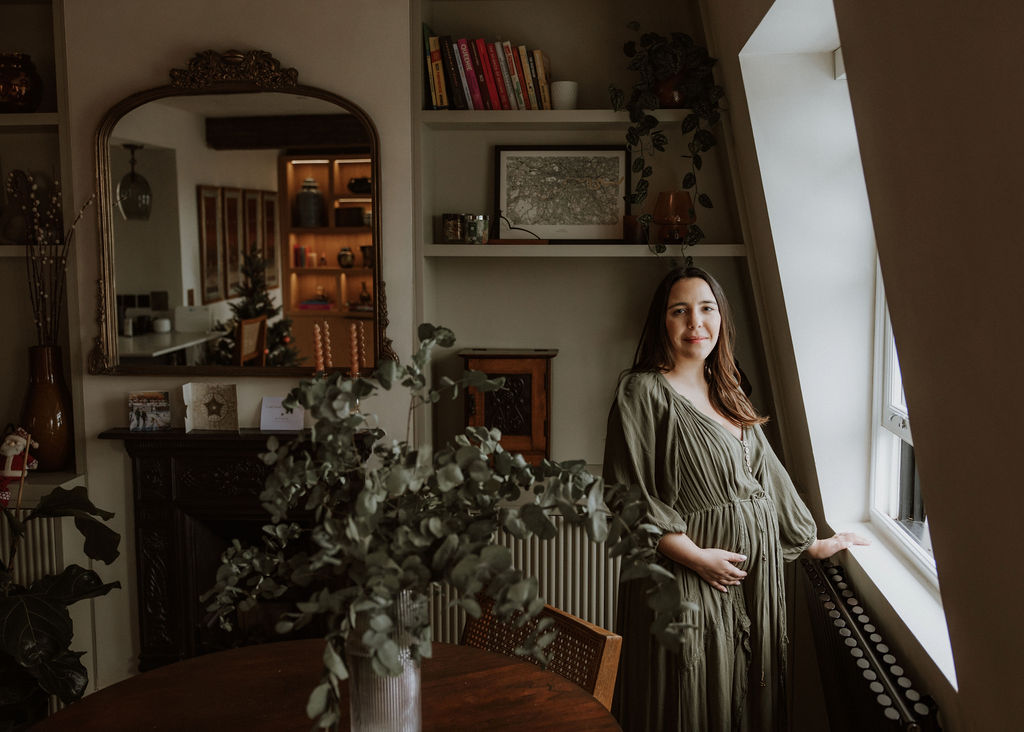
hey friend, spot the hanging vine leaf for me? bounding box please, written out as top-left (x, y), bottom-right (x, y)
top-left (681, 114), bottom-right (699, 134)
top-left (692, 154), bottom-right (702, 171)
top-left (697, 193), bottom-right (713, 209)
top-left (681, 172), bottom-right (696, 189)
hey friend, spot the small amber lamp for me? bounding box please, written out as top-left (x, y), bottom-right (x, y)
top-left (653, 190), bottom-right (695, 244)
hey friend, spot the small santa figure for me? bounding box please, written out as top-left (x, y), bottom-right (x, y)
top-left (0, 428), bottom-right (38, 509)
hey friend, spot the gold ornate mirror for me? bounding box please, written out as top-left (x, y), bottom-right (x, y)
top-left (88, 50), bottom-right (394, 375)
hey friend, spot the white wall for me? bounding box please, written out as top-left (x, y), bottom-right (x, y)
top-left (63, 0), bottom-right (414, 688)
top-left (110, 145), bottom-right (184, 308)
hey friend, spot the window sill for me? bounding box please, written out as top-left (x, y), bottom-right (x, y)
top-left (841, 521), bottom-right (957, 692)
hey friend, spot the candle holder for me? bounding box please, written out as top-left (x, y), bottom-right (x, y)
top-left (653, 190), bottom-right (695, 245)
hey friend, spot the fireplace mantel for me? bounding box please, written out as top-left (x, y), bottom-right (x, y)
top-left (100, 428), bottom-right (305, 671)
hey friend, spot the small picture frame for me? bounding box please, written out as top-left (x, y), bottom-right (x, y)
top-left (128, 391), bottom-right (171, 432)
top-left (222, 187), bottom-right (244, 297)
top-left (243, 189), bottom-right (263, 259)
top-left (197, 185), bottom-right (225, 303)
top-left (493, 145), bottom-right (630, 242)
top-left (261, 191), bottom-right (280, 289)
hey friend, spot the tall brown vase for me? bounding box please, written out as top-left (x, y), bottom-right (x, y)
top-left (20, 345), bottom-right (73, 472)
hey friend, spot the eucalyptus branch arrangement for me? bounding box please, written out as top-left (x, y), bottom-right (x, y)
top-left (204, 324), bottom-right (695, 730)
top-left (4, 171), bottom-right (94, 347)
top-left (609, 23), bottom-right (725, 250)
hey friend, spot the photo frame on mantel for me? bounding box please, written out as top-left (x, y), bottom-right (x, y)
top-left (494, 145), bottom-right (630, 242)
top-left (197, 185), bottom-right (225, 304)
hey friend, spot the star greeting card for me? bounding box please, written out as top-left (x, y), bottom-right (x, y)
top-left (183, 383), bottom-right (239, 432)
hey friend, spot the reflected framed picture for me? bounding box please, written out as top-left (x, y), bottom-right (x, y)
top-left (222, 187), bottom-right (244, 297)
top-left (493, 145), bottom-right (630, 241)
top-left (197, 185), bottom-right (225, 304)
top-left (261, 191), bottom-right (279, 288)
top-left (243, 189), bottom-right (263, 257)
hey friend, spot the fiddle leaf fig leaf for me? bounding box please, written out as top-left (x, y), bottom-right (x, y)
top-left (29, 485), bottom-right (114, 522)
top-left (28, 565), bottom-right (121, 606)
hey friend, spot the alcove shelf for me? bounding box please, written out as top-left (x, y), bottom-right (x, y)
top-left (417, 108), bottom-right (691, 131)
top-left (424, 243), bottom-right (746, 258)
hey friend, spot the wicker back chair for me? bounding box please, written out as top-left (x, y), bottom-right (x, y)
top-left (461, 597), bottom-right (622, 710)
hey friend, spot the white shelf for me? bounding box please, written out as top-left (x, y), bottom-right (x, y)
top-left (14, 472), bottom-right (86, 508)
top-left (425, 243), bottom-right (745, 258)
top-left (0, 113), bottom-right (60, 129)
top-left (418, 108), bottom-right (692, 130)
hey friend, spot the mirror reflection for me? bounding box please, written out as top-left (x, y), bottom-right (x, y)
top-left (100, 88), bottom-right (384, 373)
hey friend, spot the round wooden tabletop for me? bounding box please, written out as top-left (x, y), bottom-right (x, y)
top-left (35, 640), bottom-right (621, 731)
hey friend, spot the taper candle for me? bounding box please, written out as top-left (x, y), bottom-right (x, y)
top-left (349, 322), bottom-right (359, 377)
top-left (313, 323), bottom-right (324, 373)
top-left (357, 321), bottom-right (367, 373)
top-left (323, 321), bottom-right (333, 368)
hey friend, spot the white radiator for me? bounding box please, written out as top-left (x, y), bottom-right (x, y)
top-left (0, 509), bottom-right (62, 584)
top-left (431, 516), bottom-right (621, 643)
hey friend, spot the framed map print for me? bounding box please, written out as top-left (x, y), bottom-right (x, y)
top-left (493, 145), bottom-right (630, 241)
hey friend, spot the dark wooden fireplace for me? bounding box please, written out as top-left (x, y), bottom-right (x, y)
top-left (100, 428), bottom-right (308, 671)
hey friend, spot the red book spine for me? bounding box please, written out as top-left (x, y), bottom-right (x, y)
top-left (485, 42), bottom-right (512, 110)
top-left (510, 44), bottom-right (532, 109)
top-left (473, 38), bottom-right (501, 110)
top-left (466, 39), bottom-right (493, 109)
top-left (457, 38), bottom-right (486, 111)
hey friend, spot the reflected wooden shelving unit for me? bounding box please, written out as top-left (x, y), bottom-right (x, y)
top-left (279, 153), bottom-right (376, 368)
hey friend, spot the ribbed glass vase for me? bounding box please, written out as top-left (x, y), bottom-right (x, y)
top-left (346, 590), bottom-right (428, 732)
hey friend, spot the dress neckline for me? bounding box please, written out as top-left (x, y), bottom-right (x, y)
top-left (655, 372), bottom-right (744, 443)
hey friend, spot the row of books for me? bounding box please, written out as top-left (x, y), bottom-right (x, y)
top-left (423, 26), bottom-right (553, 111)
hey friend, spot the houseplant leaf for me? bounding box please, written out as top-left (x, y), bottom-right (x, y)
top-left (28, 564), bottom-right (121, 606)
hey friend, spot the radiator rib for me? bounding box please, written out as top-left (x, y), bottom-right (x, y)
top-left (801, 558), bottom-right (941, 731)
top-left (431, 516), bottom-right (621, 643)
top-left (0, 509), bottom-right (62, 585)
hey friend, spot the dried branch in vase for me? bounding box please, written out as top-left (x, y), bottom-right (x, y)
top-left (5, 170), bottom-right (95, 347)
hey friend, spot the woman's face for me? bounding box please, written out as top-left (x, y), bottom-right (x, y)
top-left (664, 277), bottom-right (721, 365)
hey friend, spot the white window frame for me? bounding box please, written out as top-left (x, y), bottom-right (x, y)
top-left (869, 264), bottom-right (937, 584)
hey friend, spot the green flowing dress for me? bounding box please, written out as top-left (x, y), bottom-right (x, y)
top-left (604, 372), bottom-right (817, 732)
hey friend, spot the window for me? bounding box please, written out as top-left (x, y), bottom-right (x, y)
top-left (871, 275), bottom-right (934, 575)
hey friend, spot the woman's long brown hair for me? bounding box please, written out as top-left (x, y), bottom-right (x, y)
top-left (632, 266), bottom-right (768, 428)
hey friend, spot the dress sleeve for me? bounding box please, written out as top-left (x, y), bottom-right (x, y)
top-left (602, 373), bottom-right (688, 535)
top-left (754, 425), bottom-right (818, 561)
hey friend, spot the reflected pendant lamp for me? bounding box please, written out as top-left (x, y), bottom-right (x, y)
top-left (117, 144), bottom-right (152, 220)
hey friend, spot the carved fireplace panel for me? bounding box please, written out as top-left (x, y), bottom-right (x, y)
top-left (101, 428), bottom-right (302, 671)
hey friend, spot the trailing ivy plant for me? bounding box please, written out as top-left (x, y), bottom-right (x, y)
top-left (204, 323), bottom-right (696, 730)
top-left (610, 22), bottom-right (725, 251)
top-left (0, 486), bottom-right (121, 727)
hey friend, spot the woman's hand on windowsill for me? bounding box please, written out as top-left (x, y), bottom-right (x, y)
top-left (806, 532), bottom-right (871, 559)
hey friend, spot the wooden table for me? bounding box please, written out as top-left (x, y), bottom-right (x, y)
top-left (35, 641), bottom-right (621, 731)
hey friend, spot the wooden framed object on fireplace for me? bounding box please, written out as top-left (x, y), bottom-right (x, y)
top-left (457, 349), bottom-right (557, 466)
